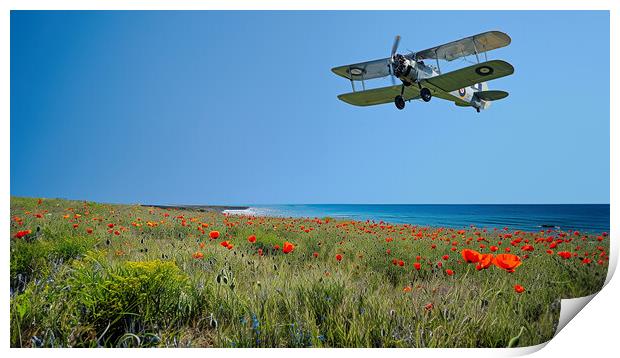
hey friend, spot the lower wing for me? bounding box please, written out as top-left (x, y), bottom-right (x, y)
top-left (337, 85), bottom-right (420, 107)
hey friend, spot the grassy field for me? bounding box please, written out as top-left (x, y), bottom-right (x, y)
top-left (9, 197), bottom-right (609, 348)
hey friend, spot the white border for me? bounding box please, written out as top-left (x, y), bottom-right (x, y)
top-left (2, 1), bottom-right (616, 357)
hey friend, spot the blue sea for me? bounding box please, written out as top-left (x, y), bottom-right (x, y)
top-left (226, 204), bottom-right (610, 233)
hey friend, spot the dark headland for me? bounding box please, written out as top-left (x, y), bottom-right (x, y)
top-left (141, 204), bottom-right (249, 213)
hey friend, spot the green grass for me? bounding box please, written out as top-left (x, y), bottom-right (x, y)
top-left (9, 196), bottom-right (609, 347)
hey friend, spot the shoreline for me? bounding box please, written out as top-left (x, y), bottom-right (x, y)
top-left (141, 204), bottom-right (250, 213)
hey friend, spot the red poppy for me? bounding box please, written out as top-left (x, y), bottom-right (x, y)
top-left (521, 245), bottom-right (534, 252)
top-left (490, 246), bottom-right (498, 252)
top-left (107, 223), bottom-right (114, 228)
top-left (313, 252), bottom-right (319, 258)
top-left (403, 286), bottom-right (412, 293)
top-left (424, 303), bottom-right (434, 311)
top-left (398, 260), bottom-right (405, 267)
top-left (514, 284), bottom-right (525, 293)
top-left (283, 241), bottom-right (295, 254)
top-left (258, 248), bottom-right (264, 256)
top-left (209, 231), bottom-right (220, 239)
top-left (247, 234), bottom-right (257, 243)
top-left (475, 253), bottom-right (493, 270)
top-left (558, 251), bottom-right (572, 259)
top-left (15, 230), bottom-right (32, 239)
top-left (493, 254), bottom-right (522, 272)
top-left (193, 251), bottom-right (204, 259)
top-left (336, 254), bottom-right (343, 262)
top-left (86, 228), bottom-right (93, 234)
top-left (413, 262), bottom-right (421, 270)
top-left (386, 249), bottom-right (391, 255)
top-left (274, 244), bottom-right (280, 250)
top-left (220, 240), bottom-right (230, 247)
top-left (442, 255), bottom-right (450, 260)
top-left (461, 249), bottom-right (481, 263)
top-left (446, 269), bottom-right (454, 276)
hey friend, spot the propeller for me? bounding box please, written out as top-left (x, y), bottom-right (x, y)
top-left (389, 35), bottom-right (401, 85)
top-left (391, 35), bottom-right (401, 58)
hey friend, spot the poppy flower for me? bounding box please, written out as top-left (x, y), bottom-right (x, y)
top-left (424, 303), bottom-right (434, 311)
top-left (403, 286), bottom-right (412, 293)
top-left (477, 254), bottom-right (494, 270)
top-left (107, 223), bottom-right (114, 228)
top-left (521, 245), bottom-right (534, 252)
top-left (15, 230), bottom-right (32, 239)
top-left (336, 254), bottom-right (343, 262)
top-left (493, 254), bottom-right (522, 272)
top-left (209, 231), bottom-right (220, 239)
top-left (247, 234), bottom-right (257, 243)
top-left (220, 240), bottom-right (230, 247)
top-left (193, 251), bottom-right (204, 259)
top-left (86, 228), bottom-right (93, 234)
top-left (461, 249), bottom-right (481, 263)
top-left (558, 251), bottom-right (572, 259)
top-left (258, 248), bottom-right (264, 256)
top-left (514, 284), bottom-right (525, 293)
top-left (274, 244), bottom-right (280, 250)
top-left (398, 260), bottom-right (405, 267)
top-left (442, 255), bottom-right (450, 260)
top-left (313, 252), bottom-right (319, 258)
top-left (490, 246), bottom-right (499, 252)
top-left (283, 241), bottom-right (295, 254)
top-left (386, 249), bottom-right (391, 255)
top-left (446, 269), bottom-right (454, 276)
top-left (413, 262), bottom-right (421, 270)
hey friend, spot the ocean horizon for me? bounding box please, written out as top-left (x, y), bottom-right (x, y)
top-left (224, 204), bottom-right (610, 233)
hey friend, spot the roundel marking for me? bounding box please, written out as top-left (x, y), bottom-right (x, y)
top-left (458, 88), bottom-right (466, 97)
top-left (475, 65), bottom-right (494, 76)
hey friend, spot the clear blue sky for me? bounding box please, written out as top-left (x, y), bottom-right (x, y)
top-left (10, 11), bottom-right (609, 205)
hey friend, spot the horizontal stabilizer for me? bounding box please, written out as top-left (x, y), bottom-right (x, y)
top-left (474, 90), bottom-right (509, 101)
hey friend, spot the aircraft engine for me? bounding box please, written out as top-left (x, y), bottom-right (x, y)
top-left (392, 54), bottom-right (413, 80)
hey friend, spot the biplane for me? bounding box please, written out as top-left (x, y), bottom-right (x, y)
top-left (332, 31), bottom-right (514, 112)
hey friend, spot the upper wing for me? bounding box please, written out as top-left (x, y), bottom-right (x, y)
top-left (337, 85), bottom-right (421, 107)
top-left (421, 60), bottom-right (514, 93)
top-left (416, 31), bottom-right (511, 62)
top-left (331, 58), bottom-right (391, 81)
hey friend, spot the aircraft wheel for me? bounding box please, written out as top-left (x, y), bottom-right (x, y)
top-left (394, 95), bottom-right (405, 110)
top-left (420, 88), bottom-right (432, 102)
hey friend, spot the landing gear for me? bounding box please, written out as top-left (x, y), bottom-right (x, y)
top-left (420, 88), bottom-right (432, 102)
top-left (394, 95), bottom-right (405, 110)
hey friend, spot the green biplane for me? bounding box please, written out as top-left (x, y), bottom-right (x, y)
top-left (332, 31), bottom-right (514, 112)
